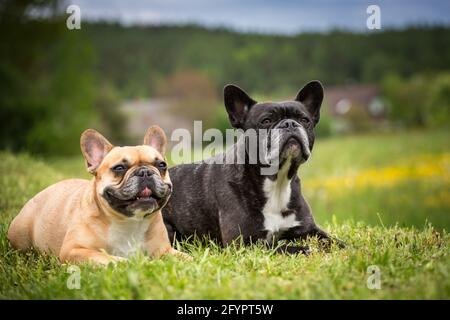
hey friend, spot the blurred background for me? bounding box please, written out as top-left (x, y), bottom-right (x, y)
top-left (0, 0), bottom-right (449, 230)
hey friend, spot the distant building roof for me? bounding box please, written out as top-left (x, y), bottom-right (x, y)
top-left (120, 98), bottom-right (192, 141)
top-left (325, 84), bottom-right (384, 118)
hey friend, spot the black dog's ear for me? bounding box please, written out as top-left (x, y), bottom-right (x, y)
top-left (295, 81), bottom-right (324, 125)
top-left (224, 84), bottom-right (257, 129)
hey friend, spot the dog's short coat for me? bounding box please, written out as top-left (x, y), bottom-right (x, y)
top-left (8, 126), bottom-right (190, 264)
top-left (163, 81), bottom-right (343, 253)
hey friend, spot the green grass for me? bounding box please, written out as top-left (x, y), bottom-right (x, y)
top-left (301, 129), bottom-right (450, 230)
top-left (0, 129), bottom-right (449, 299)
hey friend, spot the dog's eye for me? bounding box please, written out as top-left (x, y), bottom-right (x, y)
top-left (261, 118), bottom-right (272, 125)
top-left (158, 161), bottom-right (167, 170)
top-left (111, 164), bottom-right (127, 173)
top-left (301, 117), bottom-right (310, 124)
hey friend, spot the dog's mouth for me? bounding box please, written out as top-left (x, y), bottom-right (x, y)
top-left (111, 187), bottom-right (165, 205)
top-left (280, 136), bottom-right (304, 159)
top-left (283, 136), bottom-right (301, 149)
top-left (134, 187), bottom-right (157, 202)
top-left (104, 184), bottom-right (171, 217)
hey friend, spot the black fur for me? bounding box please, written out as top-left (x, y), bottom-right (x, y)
top-left (163, 81), bottom-right (343, 252)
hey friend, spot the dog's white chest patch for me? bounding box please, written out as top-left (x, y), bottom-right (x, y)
top-left (262, 159), bottom-right (301, 238)
top-left (107, 218), bottom-right (150, 257)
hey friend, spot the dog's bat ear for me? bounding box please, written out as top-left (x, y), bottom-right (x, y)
top-left (295, 80), bottom-right (324, 125)
top-left (224, 84), bottom-right (257, 129)
top-left (144, 125), bottom-right (167, 155)
top-left (80, 129), bottom-right (113, 175)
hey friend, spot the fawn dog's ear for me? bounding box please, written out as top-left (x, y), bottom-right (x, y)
top-left (80, 129), bottom-right (113, 174)
top-left (143, 125), bottom-right (167, 156)
top-left (295, 80), bottom-right (324, 125)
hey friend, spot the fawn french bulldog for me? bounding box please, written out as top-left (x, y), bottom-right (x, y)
top-left (8, 126), bottom-right (189, 264)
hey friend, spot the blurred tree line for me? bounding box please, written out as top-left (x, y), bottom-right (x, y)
top-left (0, 0), bottom-right (125, 155)
top-left (0, 0), bottom-right (449, 155)
top-left (84, 24), bottom-right (450, 99)
top-left (86, 23), bottom-right (449, 135)
top-left (382, 73), bottom-right (450, 128)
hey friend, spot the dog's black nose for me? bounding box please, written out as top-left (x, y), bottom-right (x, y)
top-left (135, 166), bottom-right (154, 178)
top-left (279, 119), bottom-right (300, 130)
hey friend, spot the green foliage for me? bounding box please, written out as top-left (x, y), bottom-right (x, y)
top-left (314, 107), bottom-right (333, 138)
top-left (94, 83), bottom-right (128, 145)
top-left (382, 73), bottom-right (450, 128)
top-left (83, 24), bottom-right (450, 98)
top-left (82, 23), bottom-right (450, 133)
top-left (300, 129), bottom-right (450, 230)
top-left (0, 1), bottom-right (125, 155)
top-left (0, 1), bottom-right (63, 153)
top-left (344, 103), bottom-right (378, 133)
top-left (25, 32), bottom-right (97, 155)
top-left (428, 74), bottom-right (450, 126)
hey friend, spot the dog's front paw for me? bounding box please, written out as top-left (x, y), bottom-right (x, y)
top-left (276, 244), bottom-right (310, 255)
top-left (318, 237), bottom-right (346, 250)
top-left (333, 238), bottom-right (346, 249)
top-left (110, 255), bottom-right (128, 263)
top-left (168, 248), bottom-right (193, 261)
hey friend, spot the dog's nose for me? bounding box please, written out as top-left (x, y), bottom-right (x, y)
top-left (135, 167), bottom-right (154, 178)
top-left (279, 119), bottom-right (300, 130)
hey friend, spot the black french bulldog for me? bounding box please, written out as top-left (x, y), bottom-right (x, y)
top-left (163, 81), bottom-right (342, 253)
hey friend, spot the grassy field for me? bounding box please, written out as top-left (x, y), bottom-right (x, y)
top-left (0, 129), bottom-right (449, 299)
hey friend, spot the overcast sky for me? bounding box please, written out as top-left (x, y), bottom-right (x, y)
top-left (68, 0), bottom-right (450, 34)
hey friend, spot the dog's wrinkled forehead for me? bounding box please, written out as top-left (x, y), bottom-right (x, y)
top-left (98, 146), bottom-right (163, 173)
top-left (247, 101), bottom-right (309, 123)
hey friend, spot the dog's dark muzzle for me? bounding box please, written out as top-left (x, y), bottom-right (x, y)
top-left (133, 166), bottom-right (172, 200)
top-left (278, 119), bottom-right (301, 131)
top-left (103, 166), bottom-right (172, 217)
top-left (275, 120), bottom-right (310, 161)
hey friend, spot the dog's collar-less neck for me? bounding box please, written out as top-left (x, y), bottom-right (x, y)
top-left (218, 142), bottom-right (301, 186)
top-left (228, 135), bottom-right (302, 178)
top-left (261, 156), bottom-right (300, 238)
